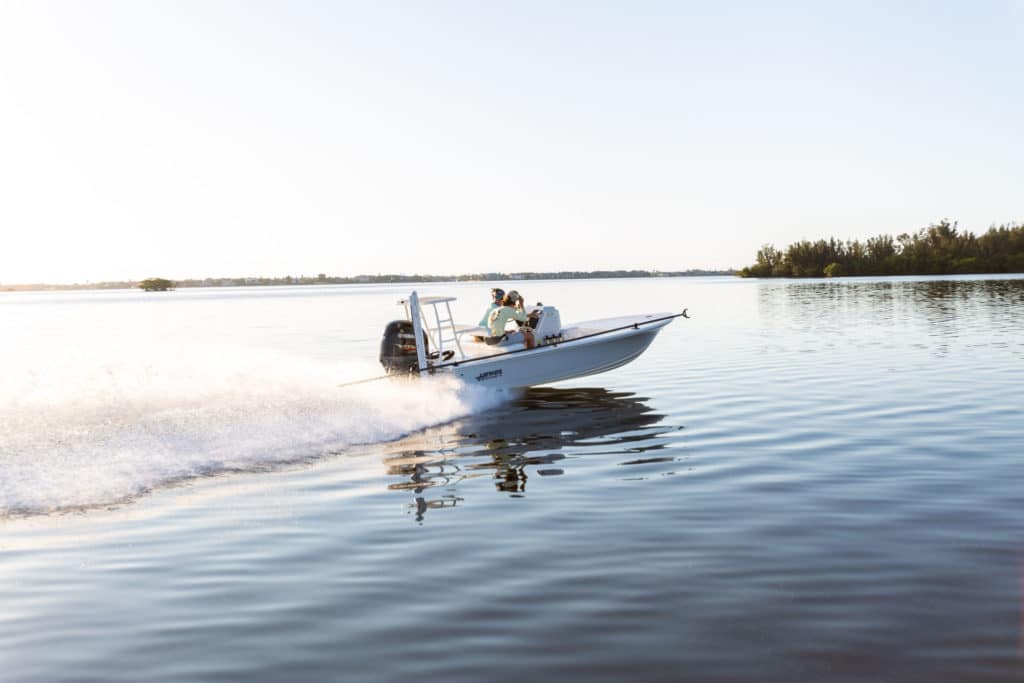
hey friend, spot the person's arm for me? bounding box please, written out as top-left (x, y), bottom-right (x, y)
top-left (507, 294), bottom-right (530, 324)
top-left (488, 307), bottom-right (506, 336)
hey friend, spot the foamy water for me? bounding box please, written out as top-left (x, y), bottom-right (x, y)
top-left (0, 290), bottom-right (505, 515)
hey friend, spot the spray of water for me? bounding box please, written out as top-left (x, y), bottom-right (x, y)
top-left (0, 344), bottom-right (505, 516)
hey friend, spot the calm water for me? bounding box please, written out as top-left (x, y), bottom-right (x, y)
top-left (2, 276), bottom-right (1023, 682)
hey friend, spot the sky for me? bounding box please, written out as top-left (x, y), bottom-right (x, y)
top-left (1, 1), bottom-right (1022, 283)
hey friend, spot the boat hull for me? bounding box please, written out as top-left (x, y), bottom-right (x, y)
top-left (442, 321), bottom-right (669, 389)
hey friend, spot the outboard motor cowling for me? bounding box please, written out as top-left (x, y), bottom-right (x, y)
top-left (379, 320), bottom-right (426, 375)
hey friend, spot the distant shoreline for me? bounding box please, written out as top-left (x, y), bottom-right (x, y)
top-left (1, 269), bottom-right (735, 293)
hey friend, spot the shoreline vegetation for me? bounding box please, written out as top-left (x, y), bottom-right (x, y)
top-left (9, 219), bottom-right (1023, 292)
top-left (139, 278), bottom-right (176, 292)
top-left (740, 221), bottom-right (1024, 278)
top-left (2, 269), bottom-right (731, 293)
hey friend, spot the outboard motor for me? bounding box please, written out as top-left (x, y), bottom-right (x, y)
top-left (379, 320), bottom-right (426, 375)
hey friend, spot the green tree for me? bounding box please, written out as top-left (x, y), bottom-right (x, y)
top-left (739, 221), bottom-right (1024, 278)
top-left (139, 278), bottom-right (175, 291)
top-left (823, 262), bottom-right (844, 277)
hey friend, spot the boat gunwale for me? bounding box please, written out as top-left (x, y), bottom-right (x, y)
top-left (427, 310), bottom-right (687, 371)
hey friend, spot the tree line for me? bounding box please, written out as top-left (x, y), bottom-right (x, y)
top-left (6, 269), bottom-right (732, 292)
top-left (739, 221), bottom-right (1024, 278)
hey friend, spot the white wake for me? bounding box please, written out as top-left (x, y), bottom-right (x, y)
top-left (0, 345), bottom-right (503, 515)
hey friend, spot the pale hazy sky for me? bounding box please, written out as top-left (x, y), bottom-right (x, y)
top-left (1, 1), bottom-right (1022, 283)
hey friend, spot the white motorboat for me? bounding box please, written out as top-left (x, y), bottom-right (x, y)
top-left (375, 291), bottom-right (687, 390)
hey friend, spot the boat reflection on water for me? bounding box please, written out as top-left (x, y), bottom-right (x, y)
top-left (382, 387), bottom-right (674, 522)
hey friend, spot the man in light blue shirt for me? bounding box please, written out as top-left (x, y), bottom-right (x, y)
top-left (479, 288), bottom-right (505, 327)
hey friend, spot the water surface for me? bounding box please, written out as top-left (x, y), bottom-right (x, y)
top-left (2, 276), bottom-right (1022, 681)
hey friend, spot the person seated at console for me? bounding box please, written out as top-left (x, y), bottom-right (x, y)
top-left (487, 291), bottom-right (536, 349)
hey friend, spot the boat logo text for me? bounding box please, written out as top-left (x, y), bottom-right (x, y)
top-left (475, 369), bottom-right (503, 382)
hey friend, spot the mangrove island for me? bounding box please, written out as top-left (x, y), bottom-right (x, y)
top-left (739, 221), bottom-right (1024, 278)
top-left (139, 278), bottom-right (176, 291)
